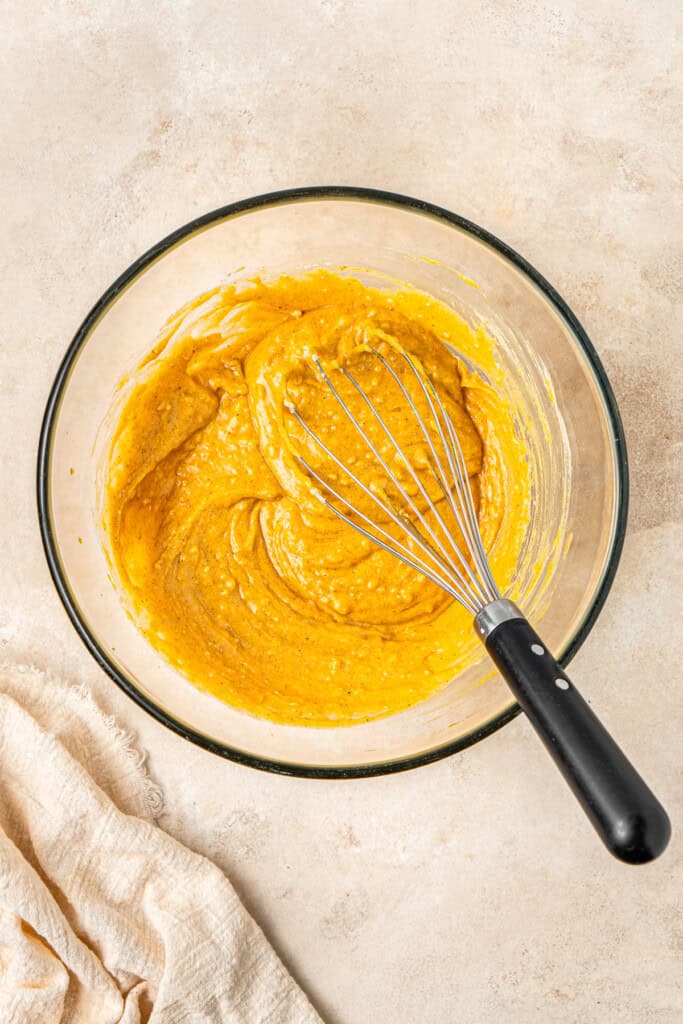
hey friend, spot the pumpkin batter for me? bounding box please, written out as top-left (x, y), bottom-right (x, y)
top-left (103, 270), bottom-right (529, 726)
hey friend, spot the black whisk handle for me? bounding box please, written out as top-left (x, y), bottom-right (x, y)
top-left (481, 614), bottom-right (671, 864)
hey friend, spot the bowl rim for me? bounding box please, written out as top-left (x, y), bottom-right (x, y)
top-left (36, 185), bottom-right (629, 778)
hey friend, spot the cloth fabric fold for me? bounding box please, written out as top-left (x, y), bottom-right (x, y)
top-left (0, 663), bottom-right (322, 1024)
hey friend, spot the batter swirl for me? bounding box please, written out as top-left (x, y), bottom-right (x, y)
top-left (104, 271), bottom-right (529, 725)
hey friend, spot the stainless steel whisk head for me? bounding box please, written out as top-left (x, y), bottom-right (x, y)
top-left (284, 348), bottom-right (501, 616)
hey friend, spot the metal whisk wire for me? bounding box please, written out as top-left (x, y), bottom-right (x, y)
top-left (284, 349), bottom-right (501, 615)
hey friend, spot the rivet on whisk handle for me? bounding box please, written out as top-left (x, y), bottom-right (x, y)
top-left (475, 600), bottom-right (671, 864)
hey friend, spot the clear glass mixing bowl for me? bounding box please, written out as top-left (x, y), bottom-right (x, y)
top-left (37, 188), bottom-right (628, 776)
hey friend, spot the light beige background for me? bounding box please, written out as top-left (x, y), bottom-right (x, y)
top-left (2, 2), bottom-right (682, 1021)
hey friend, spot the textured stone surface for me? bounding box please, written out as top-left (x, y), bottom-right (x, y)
top-left (2, 2), bottom-right (681, 1020)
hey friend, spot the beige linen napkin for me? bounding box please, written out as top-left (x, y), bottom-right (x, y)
top-left (0, 662), bottom-right (323, 1024)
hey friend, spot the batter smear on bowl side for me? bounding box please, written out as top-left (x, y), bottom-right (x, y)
top-left (104, 270), bottom-right (530, 725)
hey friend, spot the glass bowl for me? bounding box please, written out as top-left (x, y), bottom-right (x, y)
top-left (37, 187), bottom-right (628, 777)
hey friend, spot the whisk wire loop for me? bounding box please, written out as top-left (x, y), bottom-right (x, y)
top-left (312, 357), bottom-right (460, 580)
top-left (285, 400), bottom-right (479, 612)
top-left (399, 352), bottom-right (500, 602)
top-left (285, 348), bottom-right (502, 615)
top-left (373, 350), bottom-right (496, 606)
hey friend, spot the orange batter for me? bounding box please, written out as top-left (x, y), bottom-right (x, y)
top-left (103, 270), bottom-right (529, 725)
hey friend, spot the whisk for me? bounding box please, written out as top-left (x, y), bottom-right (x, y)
top-left (285, 350), bottom-right (670, 864)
